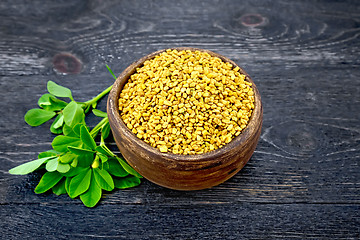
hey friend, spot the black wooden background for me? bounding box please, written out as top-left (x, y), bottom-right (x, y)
top-left (1, 0), bottom-right (359, 239)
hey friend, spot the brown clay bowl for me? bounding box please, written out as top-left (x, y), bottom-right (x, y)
top-left (107, 47), bottom-right (263, 190)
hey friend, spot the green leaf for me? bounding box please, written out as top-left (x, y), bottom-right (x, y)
top-left (9, 156), bottom-right (55, 175)
top-left (24, 108), bottom-right (56, 126)
top-left (57, 163), bottom-right (70, 173)
top-left (106, 65), bottom-right (117, 80)
top-left (68, 146), bottom-right (95, 156)
top-left (63, 124), bottom-right (75, 137)
top-left (53, 113), bottom-right (64, 129)
top-left (113, 176), bottom-right (141, 189)
top-left (95, 145), bottom-right (113, 157)
top-left (91, 156), bottom-right (100, 169)
top-left (93, 168), bottom-right (114, 191)
top-left (80, 173), bottom-right (102, 208)
top-left (76, 152), bottom-right (95, 168)
top-left (63, 101), bottom-right (85, 127)
top-left (63, 167), bottom-right (88, 177)
top-left (92, 109), bottom-right (107, 118)
top-left (47, 81), bottom-right (73, 100)
top-left (98, 154), bottom-right (108, 163)
top-left (80, 125), bottom-right (97, 150)
top-left (52, 179), bottom-right (66, 195)
top-left (71, 158), bottom-right (78, 167)
top-left (50, 126), bottom-right (63, 134)
top-left (91, 102), bottom-right (97, 109)
top-left (116, 157), bottom-right (142, 178)
top-left (34, 171), bottom-right (63, 194)
top-left (50, 114), bottom-right (64, 134)
top-left (46, 158), bottom-right (59, 172)
top-left (48, 95), bottom-right (68, 110)
top-left (65, 177), bottom-right (72, 196)
top-left (72, 123), bottom-right (82, 137)
top-left (59, 153), bottom-right (77, 164)
top-left (63, 123), bottom-right (82, 138)
top-left (101, 122), bottom-right (111, 140)
top-left (104, 159), bottom-right (128, 177)
top-left (69, 168), bottom-right (92, 198)
top-left (38, 150), bottom-right (58, 159)
top-left (38, 93), bottom-right (53, 108)
top-left (52, 135), bottom-right (82, 152)
top-left (38, 94), bottom-right (67, 111)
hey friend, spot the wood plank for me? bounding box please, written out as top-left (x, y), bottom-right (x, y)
top-left (0, 0), bottom-right (359, 238)
top-left (0, 0), bottom-right (359, 76)
top-left (1, 204), bottom-right (359, 239)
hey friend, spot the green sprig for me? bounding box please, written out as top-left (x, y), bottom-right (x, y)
top-left (9, 66), bottom-right (142, 207)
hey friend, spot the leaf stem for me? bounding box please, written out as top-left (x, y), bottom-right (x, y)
top-left (90, 116), bottom-right (116, 157)
top-left (90, 117), bottom-right (109, 139)
top-left (100, 143), bottom-right (116, 157)
top-left (106, 65), bottom-right (117, 80)
top-left (84, 85), bottom-right (113, 111)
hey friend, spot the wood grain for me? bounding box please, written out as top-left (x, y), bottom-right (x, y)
top-left (1, 204), bottom-right (359, 239)
top-left (0, 0), bottom-right (359, 239)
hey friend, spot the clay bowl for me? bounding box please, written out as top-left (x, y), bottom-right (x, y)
top-left (107, 47), bottom-right (263, 190)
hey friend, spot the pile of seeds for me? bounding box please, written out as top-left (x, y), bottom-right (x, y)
top-left (118, 49), bottom-right (255, 154)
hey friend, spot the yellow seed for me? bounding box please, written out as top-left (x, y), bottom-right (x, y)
top-left (164, 100), bottom-right (172, 106)
top-left (186, 132), bottom-right (192, 139)
top-left (159, 145), bottom-right (168, 152)
top-left (118, 49), bottom-right (255, 155)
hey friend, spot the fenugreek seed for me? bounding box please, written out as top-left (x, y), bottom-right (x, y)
top-left (185, 132), bottom-right (192, 139)
top-left (164, 100), bottom-right (172, 106)
top-left (159, 145), bottom-right (168, 152)
top-left (118, 49), bottom-right (255, 154)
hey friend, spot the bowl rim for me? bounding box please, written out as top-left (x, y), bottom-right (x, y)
top-left (107, 47), bottom-right (262, 162)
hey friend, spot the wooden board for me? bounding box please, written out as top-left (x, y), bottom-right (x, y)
top-left (1, 204), bottom-right (359, 239)
top-left (1, 0), bottom-right (359, 239)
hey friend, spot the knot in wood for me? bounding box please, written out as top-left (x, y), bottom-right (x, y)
top-left (52, 53), bottom-right (82, 74)
top-left (240, 14), bottom-right (267, 27)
